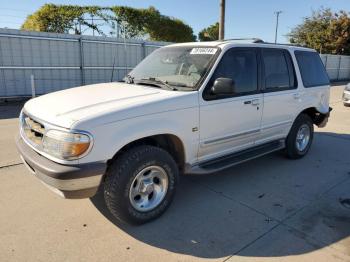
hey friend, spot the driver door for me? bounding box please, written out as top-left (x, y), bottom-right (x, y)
top-left (198, 48), bottom-right (263, 162)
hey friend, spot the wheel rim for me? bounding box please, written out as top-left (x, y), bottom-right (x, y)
top-left (295, 124), bottom-right (311, 152)
top-left (129, 166), bottom-right (169, 212)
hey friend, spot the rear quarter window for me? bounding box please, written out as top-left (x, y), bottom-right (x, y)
top-left (295, 51), bottom-right (330, 87)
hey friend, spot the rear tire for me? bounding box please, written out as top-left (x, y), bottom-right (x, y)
top-left (104, 145), bottom-right (179, 224)
top-left (285, 114), bottom-right (314, 159)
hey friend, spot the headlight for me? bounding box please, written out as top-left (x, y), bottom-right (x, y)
top-left (42, 130), bottom-right (91, 160)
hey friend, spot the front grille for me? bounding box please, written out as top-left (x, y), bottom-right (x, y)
top-left (21, 113), bottom-right (45, 147)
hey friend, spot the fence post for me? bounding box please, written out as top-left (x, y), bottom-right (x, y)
top-left (30, 74), bottom-right (36, 98)
top-left (141, 42), bottom-right (146, 59)
top-left (337, 56), bottom-right (342, 81)
top-left (79, 37), bottom-right (85, 85)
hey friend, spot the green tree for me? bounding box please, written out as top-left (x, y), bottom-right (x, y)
top-left (21, 4), bottom-right (105, 35)
top-left (109, 6), bottom-right (196, 42)
top-left (289, 8), bottom-right (350, 55)
top-left (198, 22), bottom-right (219, 41)
top-left (21, 4), bottom-right (196, 42)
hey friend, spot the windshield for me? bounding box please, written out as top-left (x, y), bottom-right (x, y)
top-left (127, 46), bottom-right (219, 90)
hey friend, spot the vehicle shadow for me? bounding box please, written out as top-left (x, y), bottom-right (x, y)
top-left (90, 132), bottom-right (350, 259)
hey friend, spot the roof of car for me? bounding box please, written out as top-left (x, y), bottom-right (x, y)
top-left (168, 39), bottom-right (315, 52)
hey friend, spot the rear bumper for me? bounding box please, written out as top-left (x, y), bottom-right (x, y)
top-left (316, 107), bottom-right (332, 128)
top-left (16, 134), bottom-right (106, 199)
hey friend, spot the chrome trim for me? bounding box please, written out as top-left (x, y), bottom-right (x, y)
top-left (20, 109), bottom-right (94, 164)
top-left (261, 120), bottom-right (293, 131)
top-left (201, 128), bottom-right (261, 147)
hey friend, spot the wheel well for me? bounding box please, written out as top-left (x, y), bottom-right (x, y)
top-left (108, 134), bottom-right (186, 172)
top-left (299, 107), bottom-right (327, 126)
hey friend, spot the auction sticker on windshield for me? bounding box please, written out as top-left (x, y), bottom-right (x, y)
top-left (190, 48), bottom-right (217, 55)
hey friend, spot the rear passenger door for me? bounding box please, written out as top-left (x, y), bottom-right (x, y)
top-left (257, 48), bottom-right (300, 145)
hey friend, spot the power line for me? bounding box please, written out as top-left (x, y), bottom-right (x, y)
top-left (0, 21), bottom-right (23, 25)
top-left (0, 8), bottom-right (28, 13)
top-left (0, 14), bottom-right (26, 19)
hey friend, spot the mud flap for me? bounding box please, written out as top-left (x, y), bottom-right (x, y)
top-left (316, 107), bottom-right (332, 128)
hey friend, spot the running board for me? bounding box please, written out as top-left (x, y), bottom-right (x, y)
top-left (186, 140), bottom-right (285, 175)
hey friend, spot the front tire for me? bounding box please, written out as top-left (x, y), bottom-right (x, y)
top-left (104, 145), bottom-right (179, 224)
top-left (285, 114), bottom-right (314, 159)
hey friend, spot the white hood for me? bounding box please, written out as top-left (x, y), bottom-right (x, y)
top-left (24, 82), bottom-right (193, 128)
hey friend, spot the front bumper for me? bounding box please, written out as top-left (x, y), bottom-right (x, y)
top-left (343, 90), bottom-right (350, 104)
top-left (16, 135), bottom-right (106, 199)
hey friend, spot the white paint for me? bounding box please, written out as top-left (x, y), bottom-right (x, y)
top-left (21, 41), bottom-right (330, 168)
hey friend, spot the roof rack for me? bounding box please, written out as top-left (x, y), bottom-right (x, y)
top-left (218, 38), bottom-right (264, 43)
top-left (216, 38), bottom-right (310, 49)
top-left (259, 42), bottom-right (307, 48)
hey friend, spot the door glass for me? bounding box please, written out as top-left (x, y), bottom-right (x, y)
top-left (262, 49), bottom-right (291, 89)
top-left (209, 49), bottom-right (258, 95)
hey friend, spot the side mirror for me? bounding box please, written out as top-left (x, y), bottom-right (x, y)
top-left (211, 78), bottom-right (235, 95)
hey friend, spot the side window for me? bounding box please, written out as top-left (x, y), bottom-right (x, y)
top-left (262, 49), bottom-right (296, 91)
top-left (208, 49), bottom-right (258, 96)
top-left (295, 51), bottom-right (330, 87)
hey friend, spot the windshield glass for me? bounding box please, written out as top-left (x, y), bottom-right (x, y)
top-left (128, 46), bottom-right (219, 90)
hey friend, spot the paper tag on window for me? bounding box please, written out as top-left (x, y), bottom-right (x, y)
top-left (190, 48), bottom-right (217, 55)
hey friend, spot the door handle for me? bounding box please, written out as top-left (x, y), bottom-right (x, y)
top-left (244, 99), bottom-right (260, 106)
top-left (251, 99), bottom-right (260, 106)
top-left (293, 93), bottom-right (301, 99)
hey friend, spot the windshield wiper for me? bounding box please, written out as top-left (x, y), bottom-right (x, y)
top-left (138, 77), bottom-right (178, 91)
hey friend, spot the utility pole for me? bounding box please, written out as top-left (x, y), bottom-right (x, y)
top-left (219, 0), bottom-right (226, 40)
top-left (274, 11), bottom-right (282, 44)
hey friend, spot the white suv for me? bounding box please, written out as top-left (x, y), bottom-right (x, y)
top-left (16, 39), bottom-right (331, 224)
top-left (343, 83), bottom-right (350, 106)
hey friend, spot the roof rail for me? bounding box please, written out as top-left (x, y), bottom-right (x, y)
top-left (259, 42), bottom-right (307, 48)
top-left (216, 38), bottom-right (310, 49)
top-left (218, 38), bottom-right (264, 43)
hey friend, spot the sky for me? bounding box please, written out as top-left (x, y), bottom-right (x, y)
top-left (0, 0), bottom-right (350, 43)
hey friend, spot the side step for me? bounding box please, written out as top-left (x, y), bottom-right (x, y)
top-left (186, 140), bottom-right (285, 175)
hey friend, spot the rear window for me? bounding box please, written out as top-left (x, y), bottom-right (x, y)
top-left (295, 51), bottom-right (330, 87)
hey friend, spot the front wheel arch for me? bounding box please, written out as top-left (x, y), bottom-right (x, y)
top-left (107, 134), bottom-right (186, 174)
